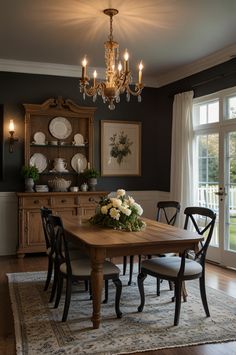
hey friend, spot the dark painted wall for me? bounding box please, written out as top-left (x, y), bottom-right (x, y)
top-left (1, 58), bottom-right (236, 193)
top-left (0, 72), bottom-right (168, 192)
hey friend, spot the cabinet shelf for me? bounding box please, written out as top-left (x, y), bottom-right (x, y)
top-left (40, 171), bottom-right (78, 176)
top-left (30, 144), bottom-right (88, 148)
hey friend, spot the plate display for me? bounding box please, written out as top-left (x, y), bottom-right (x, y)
top-left (74, 133), bottom-right (84, 145)
top-left (71, 153), bottom-right (87, 173)
top-left (30, 153), bottom-right (47, 173)
top-left (49, 117), bottom-right (72, 140)
top-left (33, 131), bottom-right (46, 144)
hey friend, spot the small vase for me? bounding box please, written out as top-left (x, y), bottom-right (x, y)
top-left (25, 178), bottom-right (35, 192)
top-left (88, 178), bottom-right (97, 191)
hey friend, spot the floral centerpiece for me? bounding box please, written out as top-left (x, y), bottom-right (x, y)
top-left (89, 189), bottom-right (146, 231)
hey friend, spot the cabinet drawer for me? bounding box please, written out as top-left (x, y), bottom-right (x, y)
top-left (52, 196), bottom-right (77, 207)
top-left (22, 197), bottom-right (50, 208)
top-left (79, 195), bottom-right (100, 206)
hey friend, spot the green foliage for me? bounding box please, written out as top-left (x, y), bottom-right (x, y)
top-left (21, 165), bottom-right (39, 181)
top-left (82, 168), bottom-right (100, 179)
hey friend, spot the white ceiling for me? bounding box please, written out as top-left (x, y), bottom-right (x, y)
top-left (1, 0), bottom-right (236, 87)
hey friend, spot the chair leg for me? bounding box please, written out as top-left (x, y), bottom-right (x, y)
top-left (103, 279), bottom-right (109, 304)
top-left (199, 273), bottom-right (210, 317)
top-left (113, 278), bottom-right (122, 318)
top-left (138, 255), bottom-right (142, 273)
top-left (44, 257), bottom-right (53, 291)
top-left (128, 255), bottom-right (134, 286)
top-left (54, 274), bottom-right (63, 309)
top-left (123, 256), bottom-right (127, 275)
top-left (62, 277), bottom-right (72, 322)
top-left (49, 261), bottom-right (59, 303)
top-left (89, 281), bottom-right (92, 300)
top-left (168, 280), bottom-right (174, 291)
top-left (156, 277), bottom-right (161, 296)
top-left (84, 280), bottom-right (89, 292)
top-left (137, 272), bottom-right (147, 312)
top-left (174, 281), bottom-right (182, 326)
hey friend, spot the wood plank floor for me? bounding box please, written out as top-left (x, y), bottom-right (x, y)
top-left (1, 255), bottom-right (236, 355)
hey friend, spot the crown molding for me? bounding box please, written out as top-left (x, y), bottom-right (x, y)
top-left (0, 44), bottom-right (236, 88)
top-left (156, 43), bottom-right (236, 87)
top-left (0, 58), bottom-right (106, 80)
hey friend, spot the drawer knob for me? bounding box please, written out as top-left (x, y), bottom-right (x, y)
top-left (61, 199), bottom-right (67, 203)
top-left (89, 197), bottom-right (95, 202)
top-left (34, 200), bottom-right (40, 204)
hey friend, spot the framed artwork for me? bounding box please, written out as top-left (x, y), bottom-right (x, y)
top-left (0, 105), bottom-right (3, 180)
top-left (101, 120), bottom-right (141, 176)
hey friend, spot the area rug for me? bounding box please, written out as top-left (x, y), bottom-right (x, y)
top-left (7, 268), bottom-right (236, 355)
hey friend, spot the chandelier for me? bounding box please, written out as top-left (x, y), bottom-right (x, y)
top-left (79, 8), bottom-right (144, 110)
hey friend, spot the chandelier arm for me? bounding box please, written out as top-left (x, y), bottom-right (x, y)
top-left (126, 84), bottom-right (144, 96)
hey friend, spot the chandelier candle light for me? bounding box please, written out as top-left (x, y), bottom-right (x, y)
top-left (80, 8), bottom-right (144, 110)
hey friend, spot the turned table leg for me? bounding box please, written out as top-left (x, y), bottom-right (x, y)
top-left (90, 249), bottom-right (105, 329)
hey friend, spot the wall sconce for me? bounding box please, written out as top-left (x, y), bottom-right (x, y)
top-left (9, 119), bottom-right (19, 153)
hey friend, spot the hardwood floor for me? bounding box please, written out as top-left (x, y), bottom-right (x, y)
top-left (1, 255), bottom-right (236, 355)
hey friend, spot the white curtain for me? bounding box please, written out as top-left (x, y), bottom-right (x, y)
top-left (170, 90), bottom-right (194, 225)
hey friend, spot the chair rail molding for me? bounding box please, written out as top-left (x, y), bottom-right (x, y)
top-left (0, 192), bottom-right (18, 256)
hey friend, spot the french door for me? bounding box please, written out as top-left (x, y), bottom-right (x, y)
top-left (193, 88), bottom-right (236, 268)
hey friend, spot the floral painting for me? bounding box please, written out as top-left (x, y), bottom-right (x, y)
top-left (101, 120), bottom-right (141, 176)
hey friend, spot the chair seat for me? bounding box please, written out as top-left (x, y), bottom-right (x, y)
top-left (60, 259), bottom-right (120, 277)
top-left (142, 256), bottom-right (202, 278)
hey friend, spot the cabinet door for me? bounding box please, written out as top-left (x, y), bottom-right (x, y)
top-left (24, 210), bottom-right (45, 247)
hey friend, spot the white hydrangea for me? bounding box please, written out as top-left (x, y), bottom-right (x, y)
top-left (110, 208), bottom-right (120, 220)
top-left (101, 205), bottom-right (108, 214)
top-left (132, 202), bottom-right (143, 216)
top-left (119, 205), bottom-right (132, 216)
top-left (116, 189), bottom-right (126, 197)
top-left (110, 197), bottom-right (122, 208)
top-left (126, 196), bottom-right (135, 206)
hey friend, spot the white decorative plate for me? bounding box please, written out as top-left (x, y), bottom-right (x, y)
top-left (49, 117), bottom-right (72, 139)
top-left (30, 153), bottom-right (47, 173)
top-left (71, 153), bottom-right (87, 173)
top-left (74, 133), bottom-right (84, 145)
top-left (33, 131), bottom-right (46, 144)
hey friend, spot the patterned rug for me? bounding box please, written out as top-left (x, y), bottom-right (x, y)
top-left (7, 268), bottom-right (236, 355)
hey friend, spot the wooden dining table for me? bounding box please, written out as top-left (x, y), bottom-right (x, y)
top-left (63, 217), bottom-right (203, 329)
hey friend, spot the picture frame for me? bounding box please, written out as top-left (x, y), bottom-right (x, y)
top-left (0, 105), bottom-right (3, 180)
top-left (101, 120), bottom-right (141, 176)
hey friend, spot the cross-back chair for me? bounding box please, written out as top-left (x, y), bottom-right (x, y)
top-left (40, 207), bottom-right (53, 292)
top-left (47, 214), bottom-right (122, 322)
top-left (137, 206), bottom-right (216, 326)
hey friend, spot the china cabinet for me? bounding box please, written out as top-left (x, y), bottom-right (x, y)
top-left (16, 97), bottom-right (106, 257)
top-left (24, 96), bottom-right (96, 186)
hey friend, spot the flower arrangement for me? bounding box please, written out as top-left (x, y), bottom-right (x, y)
top-left (89, 189), bottom-right (146, 232)
top-left (110, 131), bottom-right (133, 164)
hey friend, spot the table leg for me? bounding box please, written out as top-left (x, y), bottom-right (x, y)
top-left (90, 249), bottom-right (105, 329)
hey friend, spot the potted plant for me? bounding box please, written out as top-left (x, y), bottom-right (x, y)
top-left (21, 165), bottom-right (39, 192)
top-left (82, 168), bottom-right (100, 191)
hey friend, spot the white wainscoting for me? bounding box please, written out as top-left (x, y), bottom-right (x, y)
top-left (0, 192), bottom-right (18, 256)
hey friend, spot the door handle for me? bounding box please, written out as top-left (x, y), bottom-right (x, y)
top-left (215, 188), bottom-right (227, 196)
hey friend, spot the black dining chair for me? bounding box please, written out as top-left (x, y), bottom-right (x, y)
top-left (137, 206), bottom-right (216, 326)
top-left (123, 201), bottom-right (181, 287)
top-left (47, 214), bottom-right (123, 322)
top-left (40, 207), bottom-right (53, 292)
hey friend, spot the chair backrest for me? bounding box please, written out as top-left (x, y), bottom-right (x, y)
top-left (156, 201), bottom-right (181, 226)
top-left (183, 206), bottom-right (216, 264)
top-left (47, 214), bottom-right (72, 275)
top-left (40, 207), bottom-right (52, 249)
